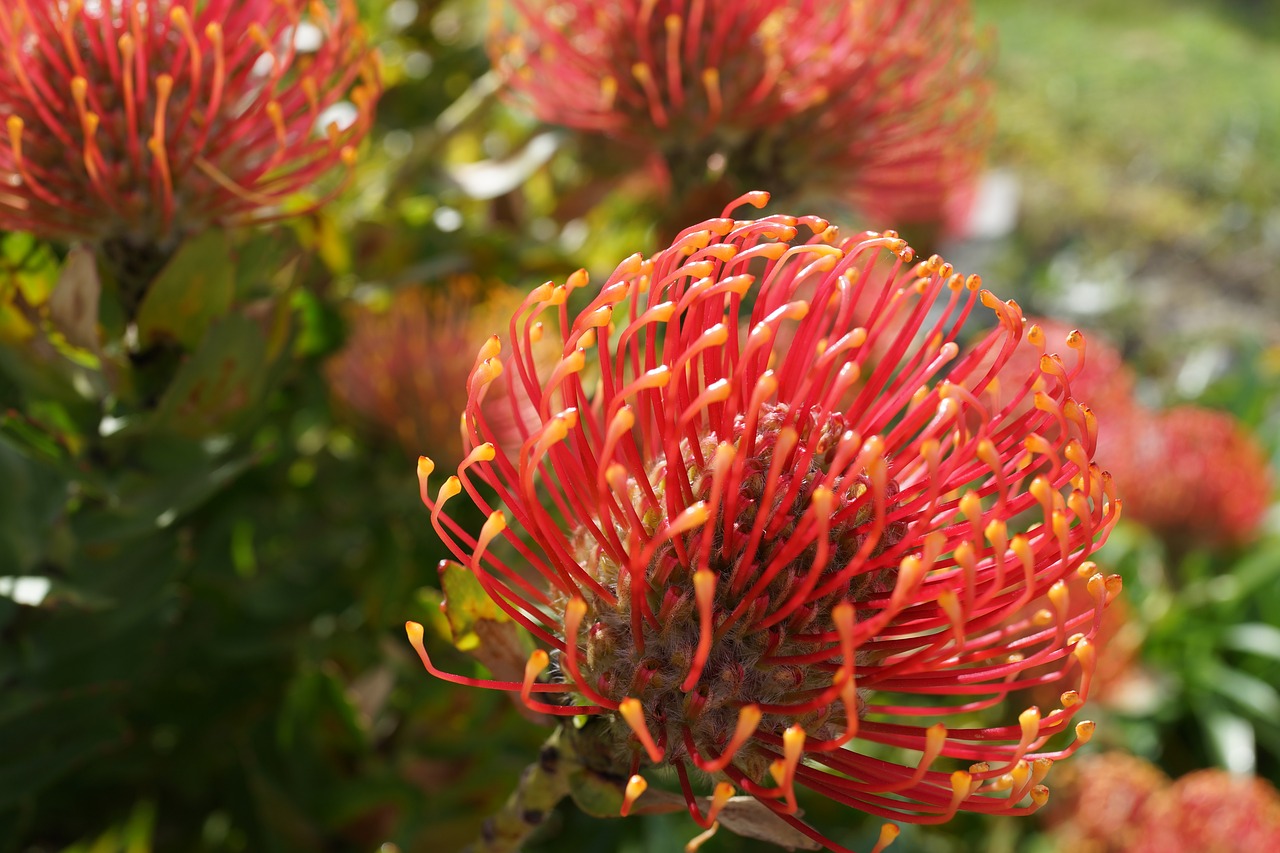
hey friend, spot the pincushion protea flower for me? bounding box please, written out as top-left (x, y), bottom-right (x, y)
top-left (1041, 750), bottom-right (1169, 853)
top-left (407, 192), bottom-right (1121, 851)
top-left (326, 280), bottom-right (534, 466)
top-left (1131, 768), bottom-right (1280, 853)
top-left (1046, 753), bottom-right (1280, 853)
top-left (1107, 405), bottom-right (1272, 551)
top-left (0, 0), bottom-right (379, 247)
top-left (490, 0), bottom-right (989, 226)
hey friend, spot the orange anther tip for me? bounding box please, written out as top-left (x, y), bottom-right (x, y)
top-left (417, 456), bottom-right (434, 479)
top-left (1030, 785), bottom-right (1050, 807)
top-left (873, 824), bottom-right (901, 852)
top-left (1020, 706), bottom-right (1041, 726)
top-left (621, 774), bottom-right (647, 817)
top-left (405, 620), bottom-right (425, 645)
top-left (1073, 638), bottom-right (1096, 667)
top-left (1075, 720), bottom-right (1096, 742)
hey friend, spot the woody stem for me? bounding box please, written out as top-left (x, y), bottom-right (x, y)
top-left (463, 727), bottom-right (577, 853)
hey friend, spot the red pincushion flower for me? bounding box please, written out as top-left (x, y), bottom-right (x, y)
top-left (0, 0), bottom-right (379, 247)
top-left (491, 1), bottom-right (989, 226)
top-left (326, 281), bottom-right (535, 467)
top-left (1046, 755), bottom-right (1280, 853)
top-left (407, 192), bottom-right (1121, 850)
top-left (1107, 405), bottom-right (1272, 551)
top-left (1130, 768), bottom-right (1280, 853)
top-left (1041, 751), bottom-right (1168, 853)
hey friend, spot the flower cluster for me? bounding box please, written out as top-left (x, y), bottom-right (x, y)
top-left (0, 0), bottom-right (380, 247)
top-left (1046, 752), bottom-right (1280, 853)
top-left (490, 1), bottom-right (989, 225)
top-left (407, 194), bottom-right (1121, 850)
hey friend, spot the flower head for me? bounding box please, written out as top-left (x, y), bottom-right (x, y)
top-left (1042, 751), bottom-right (1169, 852)
top-left (326, 280), bottom-right (532, 467)
top-left (491, 1), bottom-right (989, 225)
top-left (0, 0), bottom-right (379, 246)
top-left (1046, 754), bottom-right (1280, 853)
top-left (1107, 405), bottom-right (1272, 551)
top-left (1131, 768), bottom-right (1280, 853)
top-left (408, 193), bottom-right (1120, 849)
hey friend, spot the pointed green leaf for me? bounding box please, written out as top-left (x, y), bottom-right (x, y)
top-left (135, 231), bottom-right (235, 349)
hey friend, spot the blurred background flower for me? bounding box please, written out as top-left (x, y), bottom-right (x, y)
top-left (1044, 752), bottom-right (1280, 853)
top-left (0, 0), bottom-right (379, 298)
top-left (325, 277), bottom-right (530, 467)
top-left (491, 0), bottom-right (989, 234)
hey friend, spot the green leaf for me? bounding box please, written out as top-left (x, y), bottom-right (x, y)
top-left (413, 587), bottom-right (455, 649)
top-left (0, 409), bottom-right (73, 467)
top-left (1199, 705), bottom-right (1256, 775)
top-left (435, 561), bottom-right (533, 683)
top-left (135, 231), bottom-right (235, 349)
top-left (439, 561), bottom-right (509, 649)
top-left (566, 765), bottom-right (627, 819)
top-left (151, 314), bottom-right (268, 437)
top-left (1222, 623), bottom-right (1280, 661)
top-left (232, 229), bottom-right (302, 300)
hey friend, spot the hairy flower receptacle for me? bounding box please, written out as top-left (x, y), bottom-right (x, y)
top-left (411, 191), bottom-right (1121, 852)
top-left (556, 407), bottom-right (904, 780)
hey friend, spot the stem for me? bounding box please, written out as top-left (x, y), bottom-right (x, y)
top-left (463, 727), bottom-right (577, 853)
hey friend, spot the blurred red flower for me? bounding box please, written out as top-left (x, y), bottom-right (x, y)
top-left (326, 280), bottom-right (534, 468)
top-left (1107, 405), bottom-right (1272, 550)
top-left (491, 1), bottom-right (989, 226)
top-left (1047, 754), bottom-right (1280, 853)
top-left (0, 0), bottom-right (379, 247)
top-left (1131, 768), bottom-right (1280, 853)
top-left (408, 192), bottom-right (1121, 849)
